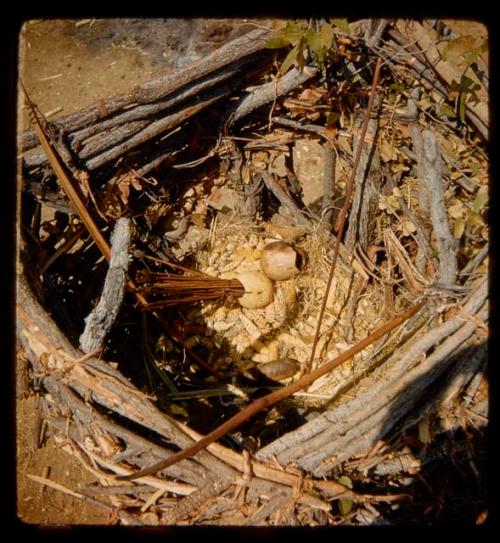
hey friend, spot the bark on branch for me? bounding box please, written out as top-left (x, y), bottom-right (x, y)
top-left (257, 276), bottom-right (487, 476)
top-left (79, 217), bottom-right (131, 353)
top-left (421, 129), bottom-right (458, 285)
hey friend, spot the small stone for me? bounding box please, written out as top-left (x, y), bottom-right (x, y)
top-left (293, 139), bottom-right (326, 211)
top-left (206, 187), bottom-right (242, 212)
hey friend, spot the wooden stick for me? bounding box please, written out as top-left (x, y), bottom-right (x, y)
top-left (79, 218), bottom-right (131, 353)
top-left (421, 130), bottom-right (458, 285)
top-left (21, 28), bottom-right (272, 152)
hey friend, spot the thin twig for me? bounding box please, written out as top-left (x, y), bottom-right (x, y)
top-left (459, 243), bottom-right (488, 279)
top-left (21, 82), bottom-right (111, 261)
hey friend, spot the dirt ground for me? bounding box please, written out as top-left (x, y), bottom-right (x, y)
top-left (16, 17), bottom-right (260, 525)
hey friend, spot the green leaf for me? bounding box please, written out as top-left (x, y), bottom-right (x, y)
top-left (170, 403), bottom-right (189, 419)
top-left (458, 77), bottom-right (473, 121)
top-left (461, 75), bottom-right (478, 91)
top-left (338, 475), bottom-right (353, 489)
top-left (331, 18), bottom-right (351, 35)
top-left (319, 22), bottom-right (334, 49)
top-left (418, 418), bottom-right (432, 444)
top-left (280, 43), bottom-right (299, 73)
top-left (389, 81), bottom-right (406, 94)
top-left (466, 210), bottom-right (484, 229)
top-left (438, 102), bottom-right (456, 119)
top-left (305, 28), bottom-right (321, 53)
top-left (339, 498), bottom-right (353, 516)
top-left (267, 37), bottom-right (290, 49)
top-left (326, 110), bottom-right (341, 126)
top-left (283, 20), bottom-right (306, 46)
top-left (472, 186), bottom-right (489, 214)
top-left (337, 475), bottom-right (354, 516)
top-left (458, 91), bottom-right (467, 122)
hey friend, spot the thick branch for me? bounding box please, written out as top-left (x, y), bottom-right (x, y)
top-left (229, 65), bottom-right (317, 124)
top-left (79, 218), bottom-right (130, 353)
top-left (421, 130), bottom-right (458, 285)
top-left (21, 28), bottom-right (272, 151)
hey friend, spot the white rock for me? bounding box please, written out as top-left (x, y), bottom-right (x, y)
top-left (293, 139), bottom-right (326, 211)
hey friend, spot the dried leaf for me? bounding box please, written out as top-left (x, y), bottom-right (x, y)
top-left (379, 137), bottom-right (396, 162)
top-left (130, 176), bottom-right (143, 191)
top-left (191, 213), bottom-right (207, 228)
top-left (448, 201), bottom-right (466, 219)
top-left (297, 87), bottom-right (325, 104)
top-left (453, 217), bottom-right (465, 239)
top-left (472, 185), bottom-right (489, 214)
top-left (117, 177), bottom-right (131, 205)
top-left (379, 191), bottom-right (401, 214)
top-left (387, 194), bottom-right (400, 210)
top-left (391, 162), bottom-right (410, 174)
top-left (281, 43), bottom-right (300, 73)
top-left (252, 151), bottom-right (269, 169)
top-left (399, 219), bottom-right (416, 236)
